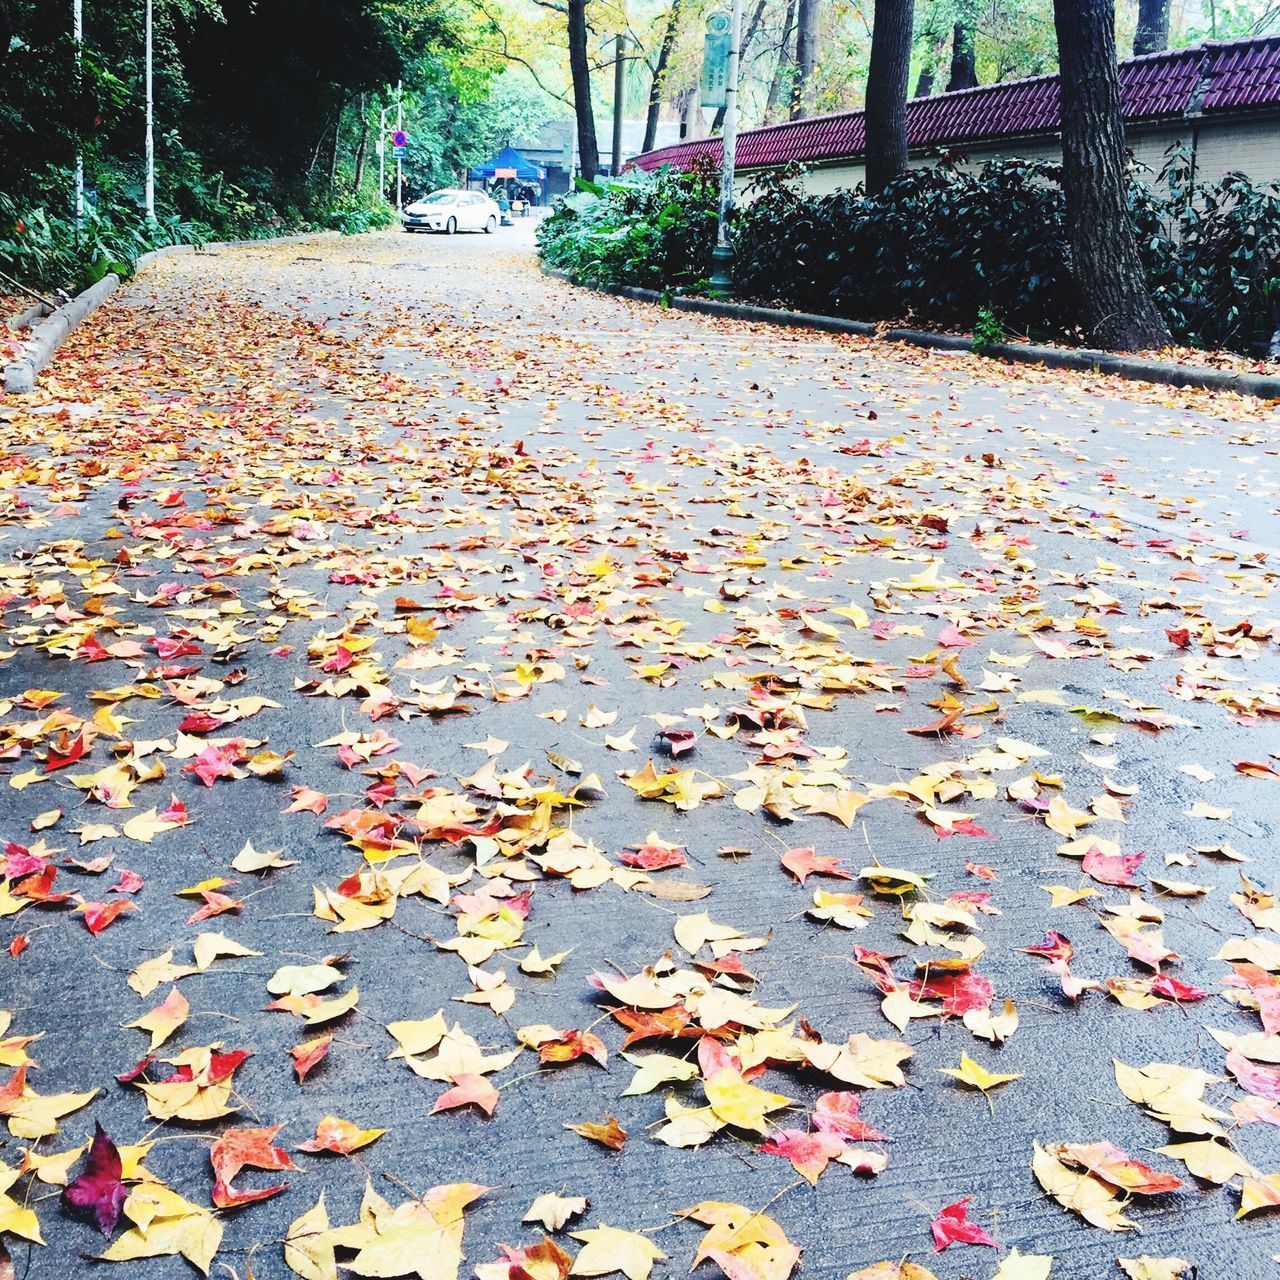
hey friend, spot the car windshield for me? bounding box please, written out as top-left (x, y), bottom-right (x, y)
top-left (421, 192), bottom-right (457, 205)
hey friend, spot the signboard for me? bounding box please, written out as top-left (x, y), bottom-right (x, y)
top-left (393, 145), bottom-right (407, 159)
top-left (701, 11), bottom-right (731, 109)
top-left (392, 130), bottom-right (409, 148)
top-left (494, 167), bottom-right (518, 178)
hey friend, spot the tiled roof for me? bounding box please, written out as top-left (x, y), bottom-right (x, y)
top-left (631, 35), bottom-right (1280, 174)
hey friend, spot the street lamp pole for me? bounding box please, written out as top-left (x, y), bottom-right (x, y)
top-left (708, 0), bottom-right (742, 298)
top-left (395, 80), bottom-right (403, 215)
top-left (73, 0), bottom-right (84, 221)
top-left (611, 33), bottom-right (625, 177)
top-left (144, 0), bottom-right (155, 221)
top-left (378, 102), bottom-right (391, 202)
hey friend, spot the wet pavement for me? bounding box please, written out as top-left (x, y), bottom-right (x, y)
top-left (0, 224), bottom-right (1277, 1280)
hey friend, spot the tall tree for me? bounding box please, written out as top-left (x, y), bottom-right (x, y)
top-left (1133, 0), bottom-right (1171, 54)
top-left (566, 0), bottom-right (599, 179)
top-left (642, 0), bottom-right (682, 154)
top-left (790, 0), bottom-right (818, 118)
top-left (1053, 0), bottom-right (1170, 349)
top-left (764, 0), bottom-right (796, 122)
top-left (864, 0), bottom-right (914, 194)
top-left (947, 18), bottom-right (977, 90)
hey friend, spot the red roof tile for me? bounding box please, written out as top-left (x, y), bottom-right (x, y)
top-left (631, 35), bottom-right (1280, 175)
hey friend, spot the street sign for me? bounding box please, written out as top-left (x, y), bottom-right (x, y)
top-left (392, 130), bottom-right (409, 148)
top-left (494, 167), bottom-right (517, 179)
top-left (392, 146), bottom-right (407, 159)
top-left (701, 12), bottom-right (732, 109)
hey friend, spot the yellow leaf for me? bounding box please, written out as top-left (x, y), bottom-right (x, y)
top-left (1155, 1139), bottom-right (1256, 1184)
top-left (703, 1067), bottom-right (793, 1133)
top-left (1042, 884), bottom-right (1099, 908)
top-left (125, 987), bottom-right (189, 1052)
top-left (937, 1053), bottom-right (1021, 1092)
top-left (285, 1193), bottom-right (337, 1280)
top-left (192, 931), bottom-right (261, 971)
top-left (569, 1225), bottom-right (667, 1280)
top-left (1031, 1143), bottom-right (1135, 1232)
top-left (991, 1249), bottom-right (1054, 1280)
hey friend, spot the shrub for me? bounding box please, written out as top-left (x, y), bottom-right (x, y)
top-left (1133, 147), bottom-right (1280, 353)
top-left (545, 148), bottom-right (1280, 357)
top-left (324, 197), bottom-right (397, 236)
top-left (0, 183), bottom-right (205, 296)
top-left (536, 163), bottom-right (719, 292)
top-left (734, 157), bottom-right (1075, 339)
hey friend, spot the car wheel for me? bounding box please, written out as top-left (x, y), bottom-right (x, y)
top-left (445, 217), bottom-right (457, 235)
top-left (484, 216), bottom-right (497, 234)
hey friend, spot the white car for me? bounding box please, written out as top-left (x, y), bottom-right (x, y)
top-left (402, 189), bottom-right (500, 234)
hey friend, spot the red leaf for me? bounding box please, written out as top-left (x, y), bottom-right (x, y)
top-left (63, 1122), bottom-right (127, 1235)
top-left (780, 847), bottom-right (853, 885)
top-left (757, 1128), bottom-right (846, 1184)
top-left (210, 1124), bottom-right (296, 1209)
top-left (1082, 845), bottom-right (1144, 887)
top-left (288, 1035), bottom-right (332, 1082)
top-left (812, 1091), bottom-right (887, 1142)
top-left (78, 900), bottom-right (136, 935)
top-left (432, 1073), bottom-right (499, 1117)
top-left (930, 1197), bottom-right (1000, 1251)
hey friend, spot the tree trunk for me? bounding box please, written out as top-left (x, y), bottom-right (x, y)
top-left (865, 0), bottom-right (914, 195)
top-left (712, 0), bottom-right (766, 132)
top-left (352, 93), bottom-right (368, 195)
top-left (947, 18), bottom-right (977, 91)
top-left (914, 66), bottom-right (934, 97)
top-left (568, 0), bottom-right (600, 180)
top-left (790, 0), bottom-right (819, 119)
top-left (643, 0), bottom-right (682, 153)
top-left (1053, 0), bottom-right (1170, 349)
top-left (1134, 0), bottom-right (1170, 54)
top-left (765, 0), bottom-right (797, 122)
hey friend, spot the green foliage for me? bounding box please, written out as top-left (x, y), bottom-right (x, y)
top-left (731, 155), bottom-right (1280, 355)
top-left (733, 158), bottom-right (1072, 338)
top-left (325, 198), bottom-right (397, 236)
top-left (536, 162), bottom-right (719, 292)
top-left (972, 304), bottom-right (1006, 352)
top-left (1131, 148), bottom-right (1280, 353)
top-left (0, 179), bottom-right (204, 294)
top-left (0, 0), bottom-right (538, 288)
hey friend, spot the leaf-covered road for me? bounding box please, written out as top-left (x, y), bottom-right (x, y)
top-left (0, 226), bottom-right (1278, 1280)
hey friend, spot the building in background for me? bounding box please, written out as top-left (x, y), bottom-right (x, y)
top-left (631, 36), bottom-right (1280, 196)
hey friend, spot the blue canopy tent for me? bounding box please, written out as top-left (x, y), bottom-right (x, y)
top-left (469, 146), bottom-right (546, 187)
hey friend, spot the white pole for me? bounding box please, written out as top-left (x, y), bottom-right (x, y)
top-left (709, 0), bottom-right (742, 295)
top-left (395, 80), bottom-right (403, 215)
top-left (73, 0), bottom-right (84, 222)
top-left (378, 104), bottom-right (388, 202)
top-left (144, 0), bottom-right (155, 220)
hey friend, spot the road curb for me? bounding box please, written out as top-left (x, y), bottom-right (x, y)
top-left (542, 267), bottom-right (1280, 403)
top-left (3, 229), bottom-right (342, 396)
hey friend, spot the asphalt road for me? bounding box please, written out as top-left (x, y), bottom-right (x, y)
top-left (0, 222), bottom-right (1277, 1280)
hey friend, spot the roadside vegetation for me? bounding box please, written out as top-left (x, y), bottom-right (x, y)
top-left (536, 152), bottom-right (1280, 358)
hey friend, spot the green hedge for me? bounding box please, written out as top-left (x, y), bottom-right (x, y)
top-left (536, 150), bottom-right (1280, 357)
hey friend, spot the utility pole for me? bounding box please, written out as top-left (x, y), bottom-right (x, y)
top-left (378, 101), bottom-right (391, 202)
top-left (395, 80), bottom-right (403, 214)
top-left (144, 0), bottom-right (155, 220)
top-left (73, 0), bottom-right (84, 221)
top-left (612, 34), bottom-right (625, 177)
top-left (708, 0), bottom-right (741, 297)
